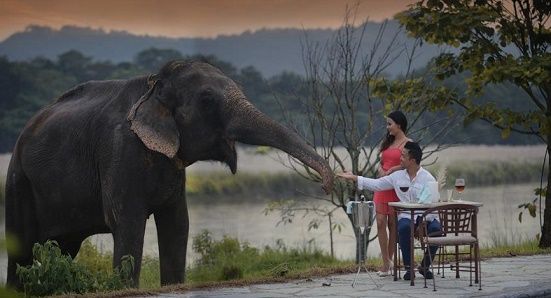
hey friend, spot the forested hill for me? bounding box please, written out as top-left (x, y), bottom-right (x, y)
top-left (0, 22), bottom-right (541, 152)
top-left (0, 21), bottom-right (440, 77)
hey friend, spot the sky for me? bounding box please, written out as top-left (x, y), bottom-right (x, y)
top-left (0, 0), bottom-right (417, 41)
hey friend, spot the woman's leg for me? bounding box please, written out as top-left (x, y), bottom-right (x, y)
top-left (376, 213), bottom-right (390, 270)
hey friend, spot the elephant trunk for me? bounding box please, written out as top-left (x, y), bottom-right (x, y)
top-left (224, 92), bottom-right (333, 194)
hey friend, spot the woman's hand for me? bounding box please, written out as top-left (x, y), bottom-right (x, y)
top-left (385, 166), bottom-right (403, 176)
top-left (336, 171), bottom-right (358, 181)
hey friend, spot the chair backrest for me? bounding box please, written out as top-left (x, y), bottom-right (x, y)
top-left (422, 204), bottom-right (478, 237)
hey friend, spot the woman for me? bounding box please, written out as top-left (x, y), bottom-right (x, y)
top-left (375, 110), bottom-right (410, 276)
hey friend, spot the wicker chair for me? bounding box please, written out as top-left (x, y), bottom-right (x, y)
top-left (419, 204), bottom-right (481, 291)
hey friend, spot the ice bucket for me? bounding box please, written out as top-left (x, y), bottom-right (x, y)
top-left (351, 201), bottom-right (375, 229)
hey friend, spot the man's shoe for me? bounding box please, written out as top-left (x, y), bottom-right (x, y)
top-left (417, 267), bottom-right (434, 279)
top-left (403, 270), bottom-right (415, 280)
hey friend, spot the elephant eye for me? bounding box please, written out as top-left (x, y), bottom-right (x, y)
top-left (199, 92), bottom-right (218, 113)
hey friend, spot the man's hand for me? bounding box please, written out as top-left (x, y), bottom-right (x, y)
top-left (336, 171), bottom-right (358, 182)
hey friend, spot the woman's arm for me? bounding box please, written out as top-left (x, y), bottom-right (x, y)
top-left (384, 165), bottom-right (404, 176)
top-left (378, 166), bottom-right (386, 177)
top-left (377, 153), bottom-right (385, 177)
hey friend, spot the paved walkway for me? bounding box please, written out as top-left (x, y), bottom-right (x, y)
top-left (150, 254), bottom-right (551, 298)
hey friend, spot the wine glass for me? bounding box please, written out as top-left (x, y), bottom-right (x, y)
top-left (454, 178), bottom-right (465, 201)
top-left (398, 182), bottom-right (412, 202)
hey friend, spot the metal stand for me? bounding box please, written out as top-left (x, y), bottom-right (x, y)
top-left (348, 199), bottom-right (379, 288)
top-left (351, 226), bottom-right (379, 288)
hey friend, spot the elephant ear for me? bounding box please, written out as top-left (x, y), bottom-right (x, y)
top-left (127, 80), bottom-right (180, 159)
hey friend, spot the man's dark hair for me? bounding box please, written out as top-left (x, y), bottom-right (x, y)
top-left (404, 141), bottom-right (422, 164)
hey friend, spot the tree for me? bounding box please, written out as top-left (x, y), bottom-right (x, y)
top-left (396, 0), bottom-right (551, 247)
top-left (133, 48), bottom-right (183, 72)
top-left (185, 54), bottom-right (239, 79)
top-left (0, 57), bottom-right (76, 152)
top-left (267, 5), bottom-right (456, 262)
top-left (57, 50), bottom-right (93, 81)
top-left (237, 66), bottom-right (270, 100)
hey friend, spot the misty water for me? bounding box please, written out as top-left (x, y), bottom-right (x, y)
top-left (1, 183), bottom-right (540, 284)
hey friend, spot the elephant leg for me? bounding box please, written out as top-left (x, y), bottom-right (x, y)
top-left (154, 198), bottom-right (189, 285)
top-left (5, 170), bottom-right (38, 290)
top-left (112, 216), bottom-right (147, 288)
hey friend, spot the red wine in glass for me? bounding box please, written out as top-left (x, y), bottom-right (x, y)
top-left (454, 178), bottom-right (465, 200)
top-left (399, 186), bottom-right (409, 192)
top-left (455, 178), bottom-right (465, 193)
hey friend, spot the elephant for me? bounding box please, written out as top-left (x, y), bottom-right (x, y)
top-left (4, 60), bottom-right (334, 289)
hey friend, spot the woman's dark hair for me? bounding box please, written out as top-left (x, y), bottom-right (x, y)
top-left (380, 110), bottom-right (408, 152)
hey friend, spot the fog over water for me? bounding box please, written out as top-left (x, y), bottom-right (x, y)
top-left (88, 183), bottom-right (543, 262)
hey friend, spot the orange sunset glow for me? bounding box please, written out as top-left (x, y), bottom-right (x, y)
top-left (0, 0), bottom-right (417, 41)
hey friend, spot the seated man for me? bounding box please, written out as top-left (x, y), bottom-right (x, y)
top-left (337, 141), bottom-right (440, 280)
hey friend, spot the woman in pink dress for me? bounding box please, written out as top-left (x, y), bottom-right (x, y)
top-left (375, 110), bottom-right (410, 276)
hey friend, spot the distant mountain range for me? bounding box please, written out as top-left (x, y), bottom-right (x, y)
top-left (0, 21), bottom-right (445, 77)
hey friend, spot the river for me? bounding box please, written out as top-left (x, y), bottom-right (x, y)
top-left (89, 183), bottom-right (543, 266)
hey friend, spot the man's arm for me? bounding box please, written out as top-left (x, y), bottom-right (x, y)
top-left (357, 175), bottom-right (394, 192)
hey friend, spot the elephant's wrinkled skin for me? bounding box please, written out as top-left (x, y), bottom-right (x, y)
top-left (5, 60), bottom-right (333, 288)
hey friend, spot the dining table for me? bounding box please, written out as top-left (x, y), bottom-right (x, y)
top-left (388, 200), bottom-right (484, 286)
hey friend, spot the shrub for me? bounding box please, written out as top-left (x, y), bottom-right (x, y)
top-left (17, 241), bottom-right (94, 296)
top-left (74, 239), bottom-right (112, 273)
top-left (16, 240), bottom-right (134, 296)
top-left (221, 265), bottom-right (243, 280)
top-left (192, 230), bottom-right (215, 266)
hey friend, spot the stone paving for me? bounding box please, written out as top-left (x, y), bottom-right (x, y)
top-left (147, 254), bottom-right (551, 298)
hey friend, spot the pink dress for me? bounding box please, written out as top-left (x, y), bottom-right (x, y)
top-left (373, 147), bottom-right (402, 215)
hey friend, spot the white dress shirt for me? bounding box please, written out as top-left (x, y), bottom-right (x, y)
top-left (357, 167), bottom-right (438, 221)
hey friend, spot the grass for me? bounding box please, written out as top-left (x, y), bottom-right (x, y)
top-left (480, 237), bottom-right (550, 257)
top-left (46, 232), bottom-right (352, 296)
top-left (70, 232), bottom-right (350, 291)
top-left (75, 240), bottom-right (161, 290)
top-left (186, 230), bottom-right (348, 283)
